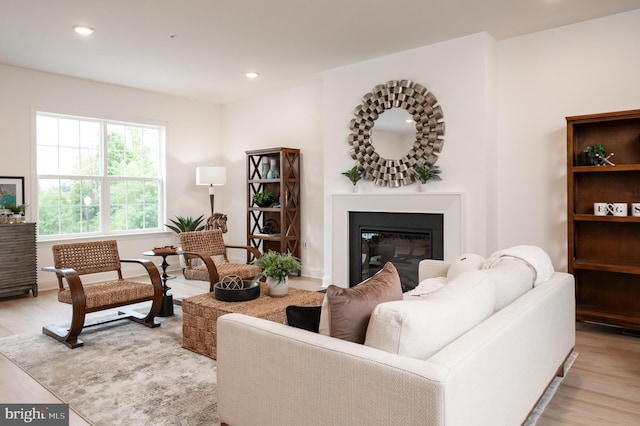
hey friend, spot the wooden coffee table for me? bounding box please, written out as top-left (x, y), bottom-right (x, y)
top-left (182, 283), bottom-right (324, 359)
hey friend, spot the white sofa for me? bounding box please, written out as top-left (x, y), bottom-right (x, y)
top-left (217, 251), bottom-right (575, 426)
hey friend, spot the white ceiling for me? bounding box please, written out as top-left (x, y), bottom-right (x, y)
top-left (2, 0), bottom-right (639, 104)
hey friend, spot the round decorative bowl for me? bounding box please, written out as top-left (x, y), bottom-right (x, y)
top-left (214, 279), bottom-right (261, 302)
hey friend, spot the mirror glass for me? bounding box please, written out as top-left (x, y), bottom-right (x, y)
top-left (371, 108), bottom-right (415, 159)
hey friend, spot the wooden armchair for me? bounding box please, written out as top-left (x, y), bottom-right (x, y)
top-left (42, 240), bottom-right (163, 348)
top-left (179, 229), bottom-right (262, 291)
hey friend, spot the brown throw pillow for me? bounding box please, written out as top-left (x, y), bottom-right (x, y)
top-left (325, 262), bottom-right (403, 344)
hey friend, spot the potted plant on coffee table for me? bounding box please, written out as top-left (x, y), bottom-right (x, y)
top-left (252, 250), bottom-right (302, 297)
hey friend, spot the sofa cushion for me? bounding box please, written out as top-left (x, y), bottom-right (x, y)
top-left (446, 253), bottom-right (485, 280)
top-left (403, 276), bottom-right (446, 299)
top-left (483, 258), bottom-right (534, 311)
top-left (285, 305), bottom-right (322, 332)
top-left (364, 269), bottom-right (495, 360)
top-left (319, 262), bottom-right (403, 344)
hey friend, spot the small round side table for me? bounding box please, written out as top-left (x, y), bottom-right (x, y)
top-left (143, 250), bottom-right (179, 317)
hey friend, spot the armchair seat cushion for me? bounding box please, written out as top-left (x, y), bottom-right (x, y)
top-left (184, 263), bottom-right (262, 282)
top-left (58, 280), bottom-right (155, 309)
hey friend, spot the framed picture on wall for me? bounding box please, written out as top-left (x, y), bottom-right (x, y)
top-left (0, 176), bottom-right (25, 207)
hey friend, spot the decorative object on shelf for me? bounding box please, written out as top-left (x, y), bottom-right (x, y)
top-left (252, 190), bottom-right (277, 208)
top-left (583, 144), bottom-right (615, 166)
top-left (251, 250), bottom-right (302, 297)
top-left (165, 215), bottom-right (206, 235)
top-left (260, 219), bottom-right (279, 234)
top-left (2, 203), bottom-right (28, 223)
top-left (267, 159), bottom-right (280, 179)
top-left (632, 202), bottom-right (640, 217)
top-left (261, 161), bottom-right (270, 178)
top-left (593, 202), bottom-right (609, 216)
top-left (196, 165), bottom-right (227, 215)
top-left (214, 275), bottom-right (261, 302)
top-left (348, 80), bottom-right (445, 187)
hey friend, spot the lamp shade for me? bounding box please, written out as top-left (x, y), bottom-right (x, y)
top-left (196, 166), bottom-right (226, 186)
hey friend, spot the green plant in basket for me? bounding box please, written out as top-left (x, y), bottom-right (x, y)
top-left (252, 250), bottom-right (301, 283)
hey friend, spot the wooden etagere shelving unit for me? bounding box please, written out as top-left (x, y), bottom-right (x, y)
top-left (566, 109), bottom-right (640, 330)
top-left (246, 147), bottom-right (301, 268)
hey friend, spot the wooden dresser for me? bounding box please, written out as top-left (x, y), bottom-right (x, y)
top-left (0, 222), bottom-right (37, 298)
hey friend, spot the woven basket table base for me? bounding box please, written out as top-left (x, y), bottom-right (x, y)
top-left (182, 283), bottom-right (324, 359)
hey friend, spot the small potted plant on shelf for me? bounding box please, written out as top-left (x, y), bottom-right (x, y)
top-left (412, 162), bottom-right (442, 190)
top-left (583, 144), bottom-right (606, 166)
top-left (4, 203), bottom-right (28, 223)
top-left (252, 191), bottom-right (277, 208)
top-left (342, 166), bottom-right (363, 190)
top-left (252, 250), bottom-right (302, 297)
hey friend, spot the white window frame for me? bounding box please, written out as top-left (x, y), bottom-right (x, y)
top-left (34, 111), bottom-right (166, 240)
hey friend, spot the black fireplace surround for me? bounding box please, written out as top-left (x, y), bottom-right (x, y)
top-left (349, 212), bottom-right (444, 292)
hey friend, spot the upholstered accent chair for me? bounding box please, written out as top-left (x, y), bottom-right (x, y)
top-left (179, 229), bottom-right (262, 291)
top-left (42, 240), bottom-right (163, 348)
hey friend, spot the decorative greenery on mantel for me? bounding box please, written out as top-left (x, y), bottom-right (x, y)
top-left (412, 163), bottom-right (442, 184)
top-left (341, 166), bottom-right (363, 186)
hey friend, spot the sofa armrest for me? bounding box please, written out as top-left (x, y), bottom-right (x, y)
top-left (217, 313), bottom-right (449, 426)
top-left (418, 259), bottom-right (451, 281)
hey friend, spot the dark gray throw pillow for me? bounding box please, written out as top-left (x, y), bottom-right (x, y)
top-left (285, 305), bottom-right (322, 332)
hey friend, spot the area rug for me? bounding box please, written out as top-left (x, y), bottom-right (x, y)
top-left (524, 351), bottom-right (579, 425)
top-left (0, 307), bottom-right (219, 426)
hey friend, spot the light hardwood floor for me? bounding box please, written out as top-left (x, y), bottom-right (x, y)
top-left (0, 275), bottom-right (638, 425)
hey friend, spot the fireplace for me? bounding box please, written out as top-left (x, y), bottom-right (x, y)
top-left (349, 212), bottom-right (444, 291)
top-left (329, 193), bottom-right (462, 289)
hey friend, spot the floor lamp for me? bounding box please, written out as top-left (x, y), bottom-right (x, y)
top-left (196, 166), bottom-right (226, 215)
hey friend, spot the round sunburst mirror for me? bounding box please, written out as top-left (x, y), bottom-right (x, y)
top-left (348, 80), bottom-right (445, 187)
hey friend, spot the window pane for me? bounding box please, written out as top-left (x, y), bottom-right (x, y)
top-left (37, 146), bottom-right (59, 175)
top-left (59, 118), bottom-right (80, 148)
top-left (60, 206), bottom-right (81, 234)
top-left (58, 147), bottom-right (80, 175)
top-left (107, 125), bottom-right (126, 176)
top-left (144, 181), bottom-right (159, 204)
top-left (80, 121), bottom-right (100, 150)
top-left (37, 112), bottom-right (163, 238)
top-left (36, 116), bottom-right (58, 147)
top-left (110, 204), bottom-right (126, 231)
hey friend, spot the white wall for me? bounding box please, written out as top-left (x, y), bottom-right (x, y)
top-left (0, 64), bottom-right (223, 290)
top-left (322, 33), bottom-right (496, 284)
top-left (220, 83), bottom-right (324, 278)
top-left (496, 9), bottom-right (640, 270)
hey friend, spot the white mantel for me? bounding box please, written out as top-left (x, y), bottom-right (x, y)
top-left (327, 192), bottom-right (463, 287)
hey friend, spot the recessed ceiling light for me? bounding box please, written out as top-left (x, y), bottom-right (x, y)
top-left (245, 72), bottom-right (259, 79)
top-left (73, 25), bottom-right (95, 36)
